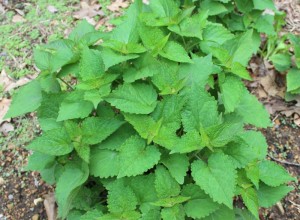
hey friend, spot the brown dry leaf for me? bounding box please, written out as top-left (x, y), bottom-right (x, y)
top-left (294, 114), bottom-right (300, 126)
top-left (0, 69), bottom-right (32, 92)
top-left (73, 1), bottom-right (104, 24)
top-left (12, 14), bottom-right (26, 23)
top-left (14, 8), bottom-right (25, 16)
top-left (44, 193), bottom-right (57, 220)
top-left (107, 0), bottom-right (129, 12)
top-left (258, 70), bottom-right (286, 98)
top-left (0, 98), bottom-right (11, 124)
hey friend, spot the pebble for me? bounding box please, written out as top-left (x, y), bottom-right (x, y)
top-left (8, 195), bottom-right (13, 200)
top-left (7, 204), bottom-right (13, 210)
top-left (32, 214), bottom-right (39, 220)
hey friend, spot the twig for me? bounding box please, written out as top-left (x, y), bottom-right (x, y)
top-left (58, 77), bottom-right (74, 91)
top-left (268, 154), bottom-right (300, 167)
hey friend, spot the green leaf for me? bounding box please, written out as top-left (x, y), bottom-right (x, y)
top-left (202, 23), bottom-right (234, 44)
top-left (79, 47), bottom-right (105, 81)
top-left (57, 91), bottom-right (94, 121)
top-left (253, 0), bottom-right (276, 10)
top-left (179, 55), bottom-right (214, 88)
top-left (235, 208), bottom-right (257, 220)
top-left (257, 184), bottom-right (293, 208)
top-left (99, 47), bottom-right (139, 70)
top-left (235, 88), bottom-right (271, 128)
top-left (182, 184), bottom-right (220, 219)
top-left (235, 0), bottom-right (254, 13)
top-left (97, 123), bottom-right (136, 151)
top-left (89, 149), bottom-right (120, 178)
top-left (34, 39), bottom-right (78, 73)
top-left (159, 41), bottom-right (192, 63)
top-left (149, 0), bottom-right (179, 18)
top-left (25, 151), bottom-right (56, 172)
top-left (151, 61), bottom-right (186, 95)
top-left (270, 53), bottom-right (291, 72)
top-left (182, 85), bottom-right (220, 132)
top-left (81, 117), bottom-right (124, 145)
top-left (259, 160), bottom-right (295, 187)
top-left (152, 196), bottom-right (190, 208)
top-left (74, 143), bottom-right (90, 163)
top-left (220, 75), bottom-right (244, 113)
top-left (106, 83), bottom-right (158, 114)
top-left (202, 206), bottom-right (235, 220)
top-left (191, 153), bottom-right (237, 208)
top-left (123, 54), bottom-right (161, 83)
top-left (168, 11), bottom-right (208, 39)
top-left (56, 159), bottom-right (89, 218)
top-left (240, 187), bottom-right (259, 219)
top-left (107, 181), bottom-right (138, 213)
top-left (170, 130), bottom-right (204, 154)
top-left (245, 162), bottom-right (260, 189)
top-left (254, 15), bottom-right (276, 36)
top-left (27, 128), bottom-right (73, 156)
top-left (161, 204), bottom-right (185, 220)
top-left (155, 165), bottom-right (180, 198)
top-left (102, 40), bottom-right (147, 54)
top-left (118, 136), bottom-right (161, 178)
top-left (289, 34), bottom-right (300, 68)
top-left (161, 154), bottom-right (189, 184)
top-left (241, 131), bottom-right (268, 160)
top-left (100, 211), bottom-right (141, 220)
top-left (200, 0), bottom-right (228, 16)
top-left (80, 209), bottom-right (103, 220)
top-left (69, 19), bottom-right (95, 42)
top-left (231, 62), bottom-right (252, 80)
top-left (128, 174), bottom-right (158, 203)
top-left (287, 69), bottom-right (300, 93)
top-left (5, 81), bottom-right (42, 118)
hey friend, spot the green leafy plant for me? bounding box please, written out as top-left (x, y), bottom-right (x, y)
top-left (5, 0), bottom-right (295, 219)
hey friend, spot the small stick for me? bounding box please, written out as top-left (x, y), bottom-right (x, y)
top-left (268, 154), bottom-right (300, 167)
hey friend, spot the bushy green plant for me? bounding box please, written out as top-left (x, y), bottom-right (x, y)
top-left (5, 0), bottom-right (295, 219)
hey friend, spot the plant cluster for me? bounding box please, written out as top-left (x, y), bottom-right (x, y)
top-left (5, 0), bottom-right (296, 219)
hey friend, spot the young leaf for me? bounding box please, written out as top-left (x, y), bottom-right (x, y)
top-left (118, 136), bottom-right (161, 178)
top-left (191, 153), bottom-right (237, 208)
top-left (106, 83), bottom-right (158, 114)
top-left (287, 69), bottom-right (300, 93)
top-left (5, 81), bottom-right (42, 119)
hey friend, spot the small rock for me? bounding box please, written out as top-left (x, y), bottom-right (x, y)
top-left (47, 5), bottom-right (58, 13)
top-left (32, 214), bottom-right (39, 220)
top-left (8, 194), bottom-right (13, 200)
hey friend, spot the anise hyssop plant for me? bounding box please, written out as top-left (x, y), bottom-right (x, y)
top-left (5, 0), bottom-right (295, 219)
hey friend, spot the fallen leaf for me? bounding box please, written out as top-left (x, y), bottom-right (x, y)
top-left (0, 98), bottom-right (11, 124)
top-left (294, 114), bottom-right (300, 126)
top-left (47, 5), bottom-right (58, 13)
top-left (0, 69), bottom-right (32, 92)
top-left (73, 1), bottom-right (104, 23)
top-left (14, 9), bottom-right (25, 16)
top-left (258, 70), bottom-right (286, 98)
top-left (12, 14), bottom-right (26, 23)
top-left (107, 0), bottom-right (129, 12)
top-left (44, 193), bottom-right (57, 220)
